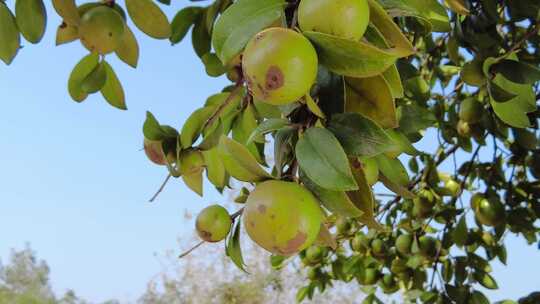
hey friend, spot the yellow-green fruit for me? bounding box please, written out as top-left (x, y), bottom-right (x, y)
top-left (243, 181), bottom-right (323, 256)
top-left (474, 198), bottom-right (505, 227)
top-left (362, 158), bottom-right (379, 186)
top-left (459, 97), bottom-right (483, 123)
top-left (457, 119), bottom-right (471, 137)
top-left (336, 217), bottom-right (351, 235)
top-left (298, 0), bottom-right (369, 40)
top-left (143, 138), bottom-right (167, 165)
top-left (418, 236), bottom-right (438, 258)
top-left (307, 267), bottom-right (321, 280)
top-left (443, 179), bottom-right (461, 197)
top-left (357, 268), bottom-right (380, 285)
top-left (370, 238), bottom-right (386, 257)
top-left (305, 245), bottom-right (323, 265)
top-left (351, 232), bottom-right (369, 253)
top-left (79, 6), bottom-right (125, 54)
top-left (380, 273), bottom-right (399, 294)
top-left (395, 234), bottom-right (412, 256)
top-left (242, 27), bottom-right (318, 105)
top-left (195, 205), bottom-right (231, 242)
top-left (413, 189), bottom-right (435, 218)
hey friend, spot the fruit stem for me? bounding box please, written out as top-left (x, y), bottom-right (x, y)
top-left (230, 207), bottom-right (244, 220)
top-left (149, 173), bottom-right (172, 203)
top-left (178, 240), bottom-right (206, 259)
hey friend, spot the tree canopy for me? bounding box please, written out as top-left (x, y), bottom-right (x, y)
top-left (1, 0), bottom-right (539, 303)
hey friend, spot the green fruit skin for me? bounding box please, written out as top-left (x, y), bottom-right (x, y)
top-left (79, 6), bottom-right (125, 54)
top-left (457, 119), bottom-right (471, 137)
top-left (243, 180), bottom-right (323, 256)
top-left (444, 179), bottom-right (461, 197)
top-left (243, 27), bottom-right (318, 105)
top-left (298, 0), bottom-right (369, 40)
top-left (196, 205), bottom-right (232, 242)
top-left (15, 0), bottom-right (47, 44)
top-left (395, 234), bottom-right (412, 256)
top-left (0, 3), bottom-right (20, 65)
top-left (418, 236), bottom-right (438, 258)
top-left (413, 189), bottom-right (435, 218)
top-left (357, 268), bottom-right (380, 285)
top-left (459, 97), bottom-right (483, 123)
top-left (305, 246), bottom-right (323, 264)
top-left (370, 239), bottom-right (386, 257)
top-left (475, 198), bottom-right (505, 227)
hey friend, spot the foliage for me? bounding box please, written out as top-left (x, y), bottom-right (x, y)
top-left (2, 0), bottom-right (540, 303)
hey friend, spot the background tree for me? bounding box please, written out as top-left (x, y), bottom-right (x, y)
top-left (1, 0), bottom-right (539, 303)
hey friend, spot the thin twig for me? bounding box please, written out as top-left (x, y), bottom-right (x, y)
top-left (178, 240), bottom-right (205, 259)
top-left (149, 173), bottom-right (172, 203)
top-left (202, 81), bottom-right (244, 131)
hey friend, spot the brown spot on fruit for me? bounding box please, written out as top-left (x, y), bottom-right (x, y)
top-left (257, 204), bottom-right (267, 214)
top-left (250, 221), bottom-right (255, 227)
top-left (282, 231), bottom-right (307, 255)
top-left (270, 214), bottom-right (275, 219)
top-left (200, 230), bottom-right (211, 239)
top-left (265, 66), bottom-right (284, 90)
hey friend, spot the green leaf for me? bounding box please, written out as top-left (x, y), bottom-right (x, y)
top-left (199, 120), bottom-right (223, 151)
top-left (68, 53), bottom-right (100, 102)
top-left (202, 147), bottom-right (228, 190)
top-left (487, 80), bottom-right (518, 103)
top-left (170, 6), bottom-right (202, 44)
top-left (444, 0), bottom-right (470, 15)
top-left (452, 215), bottom-right (468, 247)
top-left (55, 22), bottom-right (78, 46)
top-left (470, 290), bottom-right (490, 304)
top-left (218, 136), bottom-right (272, 182)
top-left (191, 14), bottom-right (211, 58)
top-left (296, 286), bottom-right (309, 303)
top-left (347, 160), bottom-right (385, 230)
top-left (81, 61), bottom-right (107, 94)
top-left (491, 59), bottom-right (540, 85)
top-left (303, 31), bottom-right (400, 78)
top-left (202, 52), bottom-right (226, 77)
top-left (328, 113), bottom-right (396, 157)
top-left (385, 129), bottom-right (419, 156)
top-left (15, 0), bottom-right (47, 44)
top-left (402, 0), bottom-right (450, 32)
top-left (143, 111), bottom-right (178, 141)
top-left (226, 219), bottom-right (248, 273)
top-left (367, 0), bottom-right (415, 57)
top-left (212, 0), bottom-right (286, 65)
top-left (398, 103), bottom-right (437, 135)
top-left (246, 118), bottom-right (289, 145)
top-left (496, 245), bottom-right (507, 265)
top-left (305, 95), bottom-right (325, 119)
top-left (376, 155), bottom-right (413, 198)
top-left (344, 76), bottom-right (397, 128)
top-left (314, 223), bottom-right (337, 249)
top-left (126, 0), bottom-right (171, 39)
top-left (232, 103), bottom-right (265, 164)
top-left (295, 127), bottom-right (358, 191)
top-left (316, 65), bottom-right (345, 117)
top-left (383, 65), bottom-right (404, 99)
top-left (473, 271), bottom-right (498, 289)
top-left (115, 26), bottom-right (139, 68)
top-left (300, 170), bottom-right (364, 218)
top-left (0, 3), bottom-right (20, 65)
top-left (52, 0), bottom-right (79, 26)
top-left (179, 150), bottom-right (204, 196)
top-left (273, 126), bottom-right (295, 178)
top-left (100, 62), bottom-right (126, 110)
top-left (181, 106), bottom-right (216, 149)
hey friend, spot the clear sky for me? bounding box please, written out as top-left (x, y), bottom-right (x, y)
top-left (0, 2), bottom-right (538, 303)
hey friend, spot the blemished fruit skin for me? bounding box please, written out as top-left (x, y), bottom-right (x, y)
top-left (298, 0), bottom-right (370, 40)
top-left (474, 198), bottom-right (505, 227)
top-left (243, 180), bottom-right (323, 256)
top-left (459, 97), bottom-right (483, 123)
top-left (395, 234), bottom-right (412, 256)
top-left (79, 6), bottom-right (125, 54)
top-left (143, 138), bottom-right (167, 165)
top-left (195, 205), bottom-right (231, 242)
top-left (242, 27), bottom-right (318, 105)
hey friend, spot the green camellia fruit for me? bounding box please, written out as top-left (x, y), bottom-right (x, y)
top-left (242, 27), bottom-right (318, 105)
top-left (474, 197), bottom-right (505, 227)
top-left (370, 238), bottom-right (386, 257)
top-left (79, 6), bottom-right (125, 54)
top-left (298, 0), bottom-right (370, 40)
top-left (395, 234), bottom-right (413, 256)
top-left (418, 236), bottom-right (438, 258)
top-left (195, 205), bottom-right (232, 242)
top-left (412, 189), bottom-right (436, 219)
top-left (243, 180), bottom-right (323, 256)
top-left (380, 273), bottom-right (399, 294)
top-left (457, 119), bottom-right (471, 137)
top-left (459, 97), bottom-right (483, 123)
top-left (304, 245), bottom-right (323, 265)
top-left (443, 179), bottom-right (461, 197)
top-left (357, 267), bottom-right (380, 285)
top-left (351, 232), bottom-right (370, 253)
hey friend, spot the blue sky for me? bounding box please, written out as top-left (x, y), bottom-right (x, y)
top-left (0, 1), bottom-right (538, 303)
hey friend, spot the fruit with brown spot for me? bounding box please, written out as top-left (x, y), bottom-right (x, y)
top-left (195, 204), bottom-right (231, 242)
top-left (79, 6), bottom-right (125, 54)
top-left (243, 180), bottom-right (323, 256)
top-left (242, 27), bottom-right (318, 105)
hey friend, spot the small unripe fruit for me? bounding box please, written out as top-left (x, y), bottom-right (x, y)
top-left (474, 197), bottom-right (505, 227)
top-left (307, 267), bottom-right (321, 280)
top-left (459, 97), bottom-right (483, 123)
top-left (298, 0), bottom-right (369, 40)
top-left (370, 238), bottom-right (386, 257)
top-left (357, 268), bottom-right (380, 285)
top-left (443, 179), bottom-right (461, 197)
top-left (335, 217), bottom-right (351, 235)
top-left (243, 181), bottom-right (323, 256)
top-left (418, 236), bottom-right (438, 258)
top-left (413, 189), bottom-right (435, 218)
top-left (243, 27), bottom-right (318, 105)
top-left (380, 273), bottom-right (399, 294)
top-left (305, 246), bottom-right (323, 265)
top-left (351, 232), bottom-right (369, 253)
top-left (79, 6), bottom-right (125, 54)
top-left (195, 205), bottom-right (232, 242)
top-left (395, 234), bottom-right (413, 256)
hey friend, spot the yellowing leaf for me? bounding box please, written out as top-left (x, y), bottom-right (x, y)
top-left (218, 136), bottom-right (272, 182)
top-left (203, 148), bottom-right (228, 190)
top-left (68, 53), bottom-right (100, 102)
top-left (0, 3), bottom-right (20, 65)
top-left (126, 0), bottom-right (171, 39)
top-left (180, 150), bottom-right (205, 196)
top-left (101, 62), bottom-right (126, 110)
top-left (115, 26), bottom-right (139, 68)
top-left (444, 0), bottom-right (470, 15)
top-left (345, 76), bottom-right (397, 129)
top-left (56, 22), bottom-right (78, 46)
top-left (52, 0), bottom-right (80, 26)
top-left (15, 0), bottom-right (47, 44)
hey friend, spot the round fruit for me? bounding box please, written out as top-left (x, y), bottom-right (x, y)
top-left (395, 234), bottom-right (413, 256)
top-left (370, 238), bottom-right (386, 257)
top-left (357, 268), bottom-right (380, 285)
top-left (380, 273), bottom-right (399, 294)
top-left (457, 119), bottom-right (471, 137)
top-left (459, 97), bottom-right (483, 123)
top-left (336, 217), bottom-right (351, 235)
top-left (443, 179), bottom-right (461, 197)
top-left (298, 0), bottom-right (370, 40)
top-left (307, 267), bottom-right (321, 280)
top-left (243, 180), bottom-right (323, 256)
top-left (474, 197), bottom-right (505, 227)
top-left (242, 27), bottom-right (318, 105)
top-left (305, 245), bottom-right (323, 265)
top-left (195, 205), bottom-right (232, 242)
top-left (413, 189), bottom-right (435, 219)
top-left (79, 6), bottom-right (125, 54)
top-left (418, 236), bottom-right (438, 258)
top-left (351, 232), bottom-right (370, 253)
